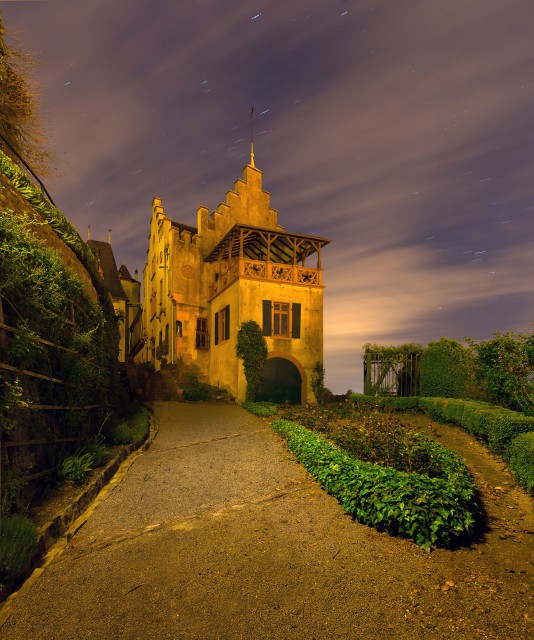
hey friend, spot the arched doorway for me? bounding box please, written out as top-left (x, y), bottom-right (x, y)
top-left (256, 357), bottom-right (302, 404)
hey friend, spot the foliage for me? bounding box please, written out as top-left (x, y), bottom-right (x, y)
top-left (1, 467), bottom-right (27, 517)
top-left (236, 320), bottom-right (268, 402)
top-left (271, 419), bottom-right (477, 551)
top-left (0, 209), bottom-right (119, 439)
top-left (420, 337), bottom-right (477, 399)
top-left (311, 361), bottom-right (326, 405)
top-left (363, 343), bottom-right (423, 396)
top-left (0, 16), bottom-right (49, 172)
top-left (59, 450), bottom-right (95, 485)
top-left (0, 514), bottom-right (37, 582)
top-left (106, 406), bottom-right (150, 445)
top-left (467, 331), bottom-right (534, 416)
top-left (508, 432), bottom-right (534, 495)
top-left (350, 394), bottom-right (421, 412)
top-left (182, 371), bottom-right (211, 401)
top-left (418, 397), bottom-right (534, 455)
top-left (81, 438), bottom-right (110, 467)
top-left (242, 401), bottom-right (278, 417)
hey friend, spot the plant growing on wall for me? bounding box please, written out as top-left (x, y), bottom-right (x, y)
top-left (311, 361), bottom-right (326, 405)
top-left (236, 320), bottom-right (268, 402)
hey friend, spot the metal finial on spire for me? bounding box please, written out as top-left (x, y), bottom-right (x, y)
top-left (108, 228), bottom-right (112, 245)
top-left (87, 225), bottom-right (91, 241)
top-left (250, 104), bottom-right (255, 167)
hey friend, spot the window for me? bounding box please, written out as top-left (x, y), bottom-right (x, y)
top-left (263, 300), bottom-right (301, 339)
top-left (273, 302), bottom-right (290, 337)
top-left (214, 305), bottom-right (230, 345)
top-left (196, 317), bottom-right (209, 349)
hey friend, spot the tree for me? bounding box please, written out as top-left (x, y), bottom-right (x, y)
top-left (467, 331), bottom-right (534, 415)
top-left (0, 14), bottom-right (48, 172)
top-left (236, 320), bottom-right (268, 402)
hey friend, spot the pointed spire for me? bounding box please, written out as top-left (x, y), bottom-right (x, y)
top-left (108, 228), bottom-right (112, 245)
top-left (250, 104), bottom-right (255, 167)
top-left (87, 225), bottom-right (91, 241)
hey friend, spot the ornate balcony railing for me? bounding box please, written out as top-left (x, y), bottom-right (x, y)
top-left (209, 258), bottom-right (322, 299)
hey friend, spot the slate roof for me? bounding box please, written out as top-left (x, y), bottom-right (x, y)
top-left (87, 240), bottom-right (127, 300)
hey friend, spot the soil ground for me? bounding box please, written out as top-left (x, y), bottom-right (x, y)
top-left (1, 402), bottom-right (533, 639)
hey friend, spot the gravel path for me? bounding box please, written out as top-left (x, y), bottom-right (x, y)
top-left (1, 402), bottom-right (532, 639)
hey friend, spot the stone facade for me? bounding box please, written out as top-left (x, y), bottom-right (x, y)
top-left (139, 162), bottom-right (329, 403)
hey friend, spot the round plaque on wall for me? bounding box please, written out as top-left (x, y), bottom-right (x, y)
top-left (181, 264), bottom-right (194, 279)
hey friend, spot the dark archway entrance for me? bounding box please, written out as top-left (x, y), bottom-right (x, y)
top-left (256, 357), bottom-right (302, 404)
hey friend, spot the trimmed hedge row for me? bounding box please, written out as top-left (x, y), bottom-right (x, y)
top-left (350, 394), bottom-right (421, 412)
top-left (418, 397), bottom-right (534, 455)
top-left (271, 419), bottom-right (478, 551)
top-left (509, 432), bottom-right (534, 494)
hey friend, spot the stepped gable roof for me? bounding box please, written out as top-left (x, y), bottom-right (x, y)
top-left (87, 239), bottom-right (127, 300)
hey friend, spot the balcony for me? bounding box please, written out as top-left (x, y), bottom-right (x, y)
top-left (209, 258), bottom-right (322, 299)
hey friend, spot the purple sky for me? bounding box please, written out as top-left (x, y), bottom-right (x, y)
top-left (2, 0), bottom-right (533, 392)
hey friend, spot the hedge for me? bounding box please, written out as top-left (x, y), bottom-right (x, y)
top-left (271, 419), bottom-right (477, 551)
top-left (242, 401), bottom-right (278, 417)
top-left (508, 432), bottom-right (534, 495)
top-left (350, 394), bottom-right (421, 412)
top-left (418, 397), bottom-right (534, 455)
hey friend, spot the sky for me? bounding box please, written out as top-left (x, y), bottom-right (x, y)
top-left (2, 0), bottom-right (533, 393)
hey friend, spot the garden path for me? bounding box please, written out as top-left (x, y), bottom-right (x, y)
top-left (0, 402), bottom-right (532, 639)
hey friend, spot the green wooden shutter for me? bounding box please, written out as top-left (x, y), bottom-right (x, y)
top-left (262, 300), bottom-right (272, 336)
top-left (224, 305), bottom-right (230, 341)
top-left (291, 303), bottom-right (301, 339)
top-left (214, 312), bottom-right (219, 345)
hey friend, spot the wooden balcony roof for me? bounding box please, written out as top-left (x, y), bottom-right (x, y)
top-left (204, 224), bottom-right (330, 265)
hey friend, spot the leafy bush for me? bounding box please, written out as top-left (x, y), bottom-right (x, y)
top-left (508, 432), bottom-right (534, 494)
top-left (420, 337), bottom-right (477, 399)
top-left (106, 406), bottom-right (150, 445)
top-left (271, 419), bottom-right (477, 551)
top-left (311, 361), bottom-right (326, 405)
top-left (467, 332), bottom-right (534, 416)
top-left (350, 394), bottom-right (421, 412)
top-left (242, 401), bottom-right (278, 417)
top-left (81, 438), bottom-right (110, 467)
top-left (419, 397), bottom-right (534, 455)
top-left (0, 514), bottom-right (37, 581)
top-left (236, 320), bottom-right (268, 402)
top-left (59, 450), bottom-right (95, 484)
top-left (182, 372), bottom-right (212, 401)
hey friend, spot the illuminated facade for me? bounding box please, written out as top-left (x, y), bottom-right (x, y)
top-left (139, 159), bottom-right (329, 403)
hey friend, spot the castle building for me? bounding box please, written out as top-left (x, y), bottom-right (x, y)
top-left (139, 157), bottom-right (329, 403)
top-left (87, 238), bottom-right (141, 363)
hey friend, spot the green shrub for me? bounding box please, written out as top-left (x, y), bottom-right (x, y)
top-left (508, 432), bottom-right (534, 494)
top-left (468, 332), bottom-right (534, 415)
top-left (106, 421), bottom-right (133, 445)
top-left (420, 338), bottom-right (477, 399)
top-left (419, 397), bottom-right (534, 454)
top-left (0, 514), bottom-right (38, 581)
top-left (106, 406), bottom-right (150, 444)
top-left (236, 320), bottom-right (268, 402)
top-left (350, 394), bottom-right (420, 412)
top-left (59, 450), bottom-right (95, 484)
top-left (271, 419), bottom-right (477, 551)
top-left (242, 401), bottom-right (278, 417)
top-left (183, 383), bottom-right (211, 401)
top-left (81, 438), bottom-right (110, 467)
